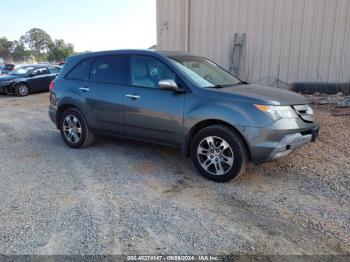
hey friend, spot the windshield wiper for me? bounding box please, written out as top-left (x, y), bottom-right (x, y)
top-left (213, 83), bottom-right (243, 88)
top-left (213, 84), bottom-right (227, 88)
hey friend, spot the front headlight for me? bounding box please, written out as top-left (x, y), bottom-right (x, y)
top-left (306, 105), bottom-right (314, 115)
top-left (254, 104), bottom-right (298, 121)
top-left (0, 81), bottom-right (11, 86)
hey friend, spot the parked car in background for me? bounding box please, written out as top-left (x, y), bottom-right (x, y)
top-left (49, 49), bottom-right (319, 182)
top-left (0, 64), bottom-right (15, 75)
top-left (0, 65), bottom-right (61, 96)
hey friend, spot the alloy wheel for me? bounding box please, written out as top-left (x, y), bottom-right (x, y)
top-left (63, 115), bottom-right (82, 144)
top-left (197, 136), bottom-right (234, 176)
top-left (18, 85), bottom-right (29, 96)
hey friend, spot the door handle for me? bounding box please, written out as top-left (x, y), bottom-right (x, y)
top-left (126, 94), bottom-right (140, 100)
top-left (79, 87), bottom-right (90, 92)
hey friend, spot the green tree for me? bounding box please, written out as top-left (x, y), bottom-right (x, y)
top-left (10, 40), bottom-right (32, 62)
top-left (0, 37), bottom-right (13, 61)
top-left (47, 39), bottom-right (74, 62)
top-left (21, 28), bottom-right (52, 60)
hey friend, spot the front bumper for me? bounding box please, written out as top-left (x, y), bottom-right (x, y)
top-left (240, 118), bottom-right (319, 164)
top-left (0, 83), bottom-right (14, 94)
top-left (268, 124), bottom-right (319, 161)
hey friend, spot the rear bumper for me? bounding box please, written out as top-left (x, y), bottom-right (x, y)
top-left (240, 118), bottom-right (319, 164)
top-left (48, 105), bottom-right (58, 128)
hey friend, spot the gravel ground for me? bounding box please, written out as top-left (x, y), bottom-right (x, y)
top-left (0, 93), bottom-right (349, 255)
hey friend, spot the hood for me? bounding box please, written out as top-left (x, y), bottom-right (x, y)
top-left (0, 75), bottom-right (18, 82)
top-left (219, 84), bottom-right (307, 105)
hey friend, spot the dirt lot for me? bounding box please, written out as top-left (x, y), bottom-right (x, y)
top-left (0, 93), bottom-right (349, 255)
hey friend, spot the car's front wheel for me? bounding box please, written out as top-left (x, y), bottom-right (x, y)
top-left (59, 108), bottom-right (95, 148)
top-left (15, 84), bottom-right (29, 97)
top-left (191, 125), bottom-right (248, 182)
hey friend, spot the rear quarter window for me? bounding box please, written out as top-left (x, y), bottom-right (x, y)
top-left (66, 59), bottom-right (92, 81)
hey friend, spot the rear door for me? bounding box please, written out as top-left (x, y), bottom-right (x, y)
top-left (75, 55), bottom-right (129, 134)
top-left (123, 55), bottom-right (185, 146)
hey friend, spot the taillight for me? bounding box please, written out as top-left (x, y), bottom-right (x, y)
top-left (49, 81), bottom-right (55, 91)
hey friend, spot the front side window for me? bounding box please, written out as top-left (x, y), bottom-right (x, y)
top-left (131, 56), bottom-right (175, 88)
top-left (90, 55), bottom-right (129, 85)
top-left (171, 56), bottom-right (241, 88)
top-left (32, 68), bottom-right (49, 76)
top-left (48, 66), bottom-right (61, 74)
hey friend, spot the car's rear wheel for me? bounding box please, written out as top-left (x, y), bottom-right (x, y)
top-left (191, 125), bottom-right (248, 182)
top-left (15, 84), bottom-right (29, 97)
top-left (59, 108), bottom-right (95, 148)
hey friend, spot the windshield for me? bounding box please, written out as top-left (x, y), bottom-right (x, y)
top-left (2, 65), bottom-right (14, 70)
top-left (8, 67), bottom-right (34, 76)
top-left (170, 56), bottom-right (241, 88)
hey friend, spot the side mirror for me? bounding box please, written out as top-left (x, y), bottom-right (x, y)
top-left (159, 79), bottom-right (185, 92)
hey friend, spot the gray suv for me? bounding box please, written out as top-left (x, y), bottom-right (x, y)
top-left (49, 50), bottom-right (319, 182)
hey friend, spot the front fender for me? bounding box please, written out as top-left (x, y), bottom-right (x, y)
top-left (7, 80), bottom-right (28, 93)
top-left (182, 96), bottom-right (275, 157)
top-left (184, 97), bottom-right (274, 131)
top-left (14, 78), bottom-right (30, 86)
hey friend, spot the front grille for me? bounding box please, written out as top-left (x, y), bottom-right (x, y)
top-left (293, 105), bottom-right (314, 122)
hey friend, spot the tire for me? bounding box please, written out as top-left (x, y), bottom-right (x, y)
top-left (15, 83), bottom-right (29, 97)
top-left (59, 108), bottom-right (95, 148)
top-left (191, 125), bottom-right (248, 182)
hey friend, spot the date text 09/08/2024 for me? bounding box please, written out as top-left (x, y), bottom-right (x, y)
top-left (126, 255), bottom-right (219, 261)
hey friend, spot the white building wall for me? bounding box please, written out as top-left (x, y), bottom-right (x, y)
top-left (157, 0), bottom-right (350, 83)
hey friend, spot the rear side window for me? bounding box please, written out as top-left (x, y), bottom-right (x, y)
top-left (90, 55), bottom-right (129, 85)
top-left (66, 59), bottom-right (92, 81)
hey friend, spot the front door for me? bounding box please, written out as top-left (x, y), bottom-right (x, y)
top-left (123, 55), bottom-right (185, 146)
top-left (28, 67), bottom-right (51, 91)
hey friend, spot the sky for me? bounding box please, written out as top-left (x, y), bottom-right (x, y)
top-left (0, 0), bottom-right (156, 52)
